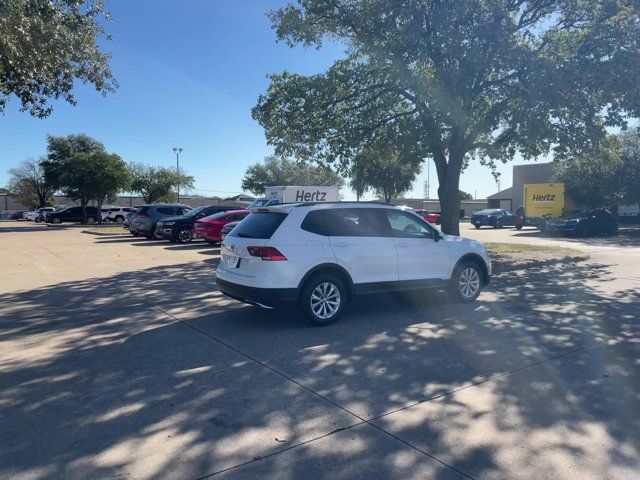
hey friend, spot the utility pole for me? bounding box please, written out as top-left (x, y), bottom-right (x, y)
top-left (173, 147), bottom-right (183, 202)
top-left (423, 161), bottom-right (430, 200)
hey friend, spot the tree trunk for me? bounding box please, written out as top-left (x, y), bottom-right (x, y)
top-left (97, 197), bottom-right (104, 224)
top-left (81, 199), bottom-right (88, 224)
top-left (437, 155), bottom-right (463, 236)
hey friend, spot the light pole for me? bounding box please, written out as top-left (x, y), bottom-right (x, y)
top-left (173, 147), bottom-right (183, 203)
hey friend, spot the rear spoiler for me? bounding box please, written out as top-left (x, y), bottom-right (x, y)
top-left (251, 205), bottom-right (292, 214)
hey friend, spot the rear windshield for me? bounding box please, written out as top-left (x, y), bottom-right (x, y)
top-left (229, 212), bottom-right (287, 239)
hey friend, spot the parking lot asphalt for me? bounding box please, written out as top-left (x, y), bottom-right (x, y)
top-left (1, 222), bottom-right (639, 479)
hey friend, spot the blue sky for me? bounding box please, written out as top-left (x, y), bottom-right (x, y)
top-left (0, 0), bottom-right (531, 200)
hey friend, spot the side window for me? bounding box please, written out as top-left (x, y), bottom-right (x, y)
top-left (303, 208), bottom-right (390, 237)
top-left (301, 210), bottom-right (334, 236)
top-left (385, 210), bottom-right (435, 239)
top-left (157, 207), bottom-right (174, 215)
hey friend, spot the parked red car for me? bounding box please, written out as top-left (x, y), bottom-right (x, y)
top-left (194, 210), bottom-right (249, 244)
top-left (415, 210), bottom-right (442, 225)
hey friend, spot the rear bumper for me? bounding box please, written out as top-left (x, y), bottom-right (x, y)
top-left (471, 217), bottom-right (496, 226)
top-left (215, 278), bottom-right (297, 308)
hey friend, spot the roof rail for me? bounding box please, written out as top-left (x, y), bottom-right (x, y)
top-left (293, 201), bottom-right (395, 207)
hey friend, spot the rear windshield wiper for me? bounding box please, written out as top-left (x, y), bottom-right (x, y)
top-left (235, 232), bottom-right (257, 238)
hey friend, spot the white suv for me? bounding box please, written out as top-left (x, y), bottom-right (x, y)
top-left (216, 203), bottom-right (491, 325)
top-left (104, 207), bottom-right (137, 223)
top-left (24, 207), bottom-right (55, 222)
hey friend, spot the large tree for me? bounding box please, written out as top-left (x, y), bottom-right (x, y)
top-left (55, 153), bottom-right (103, 223)
top-left (253, 0), bottom-right (640, 234)
top-left (90, 152), bottom-right (130, 223)
top-left (553, 130), bottom-right (640, 208)
top-left (7, 159), bottom-right (55, 207)
top-left (128, 163), bottom-right (194, 204)
top-left (0, 0), bottom-right (116, 118)
top-left (42, 134), bottom-right (127, 222)
top-left (618, 130), bottom-right (640, 205)
top-left (241, 155), bottom-right (344, 195)
top-left (349, 144), bottom-right (421, 203)
top-left (43, 134), bottom-right (107, 190)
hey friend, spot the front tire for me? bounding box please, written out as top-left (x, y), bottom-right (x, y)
top-left (450, 262), bottom-right (483, 303)
top-left (177, 227), bottom-right (193, 243)
top-left (52, 217), bottom-right (62, 224)
top-left (299, 274), bottom-right (347, 326)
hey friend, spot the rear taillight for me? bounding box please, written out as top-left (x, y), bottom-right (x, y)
top-left (247, 246), bottom-right (287, 261)
top-left (137, 213), bottom-right (149, 218)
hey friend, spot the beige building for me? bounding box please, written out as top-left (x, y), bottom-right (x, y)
top-left (487, 162), bottom-right (555, 210)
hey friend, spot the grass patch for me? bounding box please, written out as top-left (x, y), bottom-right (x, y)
top-left (484, 242), bottom-right (583, 256)
top-left (82, 226), bottom-right (129, 236)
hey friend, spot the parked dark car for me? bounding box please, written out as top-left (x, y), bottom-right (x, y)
top-left (219, 220), bottom-right (241, 241)
top-left (155, 205), bottom-right (233, 243)
top-left (546, 209), bottom-right (618, 236)
top-left (128, 204), bottom-right (192, 239)
top-left (194, 210), bottom-right (249, 244)
top-left (47, 206), bottom-right (100, 224)
top-left (471, 209), bottom-right (515, 229)
top-left (0, 210), bottom-right (27, 220)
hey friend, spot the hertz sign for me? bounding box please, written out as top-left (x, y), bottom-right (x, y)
top-left (524, 183), bottom-right (566, 218)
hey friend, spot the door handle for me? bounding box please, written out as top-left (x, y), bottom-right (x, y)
top-left (333, 242), bottom-right (348, 247)
top-left (396, 243), bottom-right (409, 248)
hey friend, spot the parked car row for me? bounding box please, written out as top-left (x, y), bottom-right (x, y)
top-left (470, 207), bottom-right (618, 236)
top-left (121, 203), bottom-right (250, 243)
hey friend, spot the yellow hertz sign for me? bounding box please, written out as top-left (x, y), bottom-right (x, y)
top-left (524, 183), bottom-right (566, 218)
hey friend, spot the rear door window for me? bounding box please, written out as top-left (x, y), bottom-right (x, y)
top-left (157, 207), bottom-right (175, 215)
top-left (229, 212), bottom-right (287, 239)
top-left (302, 208), bottom-right (390, 237)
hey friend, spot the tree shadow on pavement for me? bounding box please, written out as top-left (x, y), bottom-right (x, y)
top-left (0, 257), bottom-right (638, 479)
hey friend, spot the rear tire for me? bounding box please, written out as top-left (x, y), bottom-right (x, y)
top-left (299, 274), bottom-right (347, 326)
top-left (114, 216), bottom-right (124, 223)
top-left (515, 224), bottom-right (523, 230)
top-left (52, 217), bottom-right (62, 224)
top-left (450, 261), bottom-right (483, 303)
top-left (474, 225), bottom-right (480, 229)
